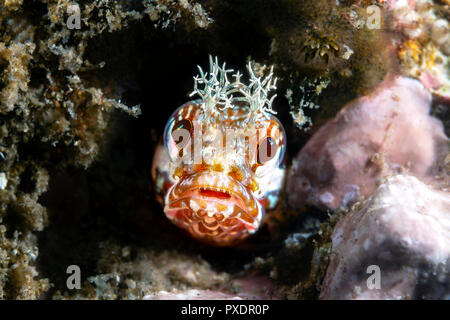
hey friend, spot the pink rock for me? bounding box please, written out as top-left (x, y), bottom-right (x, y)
top-left (287, 75), bottom-right (448, 211)
top-left (419, 71), bottom-right (441, 90)
top-left (144, 274), bottom-right (280, 300)
top-left (223, 274), bottom-right (281, 300)
top-left (144, 289), bottom-right (243, 300)
top-left (320, 175), bottom-right (450, 300)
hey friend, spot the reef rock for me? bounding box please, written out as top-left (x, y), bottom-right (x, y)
top-left (144, 274), bottom-right (280, 300)
top-left (387, 0), bottom-right (450, 99)
top-left (144, 290), bottom-right (243, 300)
top-left (287, 75), bottom-right (448, 211)
top-left (320, 175), bottom-right (450, 300)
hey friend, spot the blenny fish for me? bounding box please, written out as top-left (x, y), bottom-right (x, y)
top-left (152, 57), bottom-right (286, 246)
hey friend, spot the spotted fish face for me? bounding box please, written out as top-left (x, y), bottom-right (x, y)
top-left (152, 57), bottom-right (286, 246)
top-left (152, 100), bottom-right (286, 246)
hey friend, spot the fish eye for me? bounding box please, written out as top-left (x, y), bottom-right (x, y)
top-left (164, 114), bottom-right (194, 162)
top-left (256, 136), bottom-right (278, 165)
top-left (168, 119), bottom-right (193, 159)
top-left (171, 119), bottom-right (192, 143)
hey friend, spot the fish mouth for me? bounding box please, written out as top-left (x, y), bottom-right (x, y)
top-left (164, 171), bottom-right (263, 245)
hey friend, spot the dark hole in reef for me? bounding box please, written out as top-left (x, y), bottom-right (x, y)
top-left (29, 66), bottom-right (48, 89)
top-left (35, 2), bottom-right (337, 294)
top-left (275, 236), bottom-right (316, 285)
top-left (3, 208), bottom-right (24, 239)
top-left (17, 166), bottom-right (36, 194)
top-left (20, 0), bottom-right (49, 26)
top-left (0, 59), bottom-right (8, 93)
top-left (37, 167), bottom-right (103, 296)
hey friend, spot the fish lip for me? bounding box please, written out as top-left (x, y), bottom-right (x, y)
top-left (169, 171), bottom-right (254, 207)
top-left (164, 172), bottom-right (263, 232)
top-left (168, 189), bottom-right (249, 224)
top-left (180, 186), bottom-right (247, 211)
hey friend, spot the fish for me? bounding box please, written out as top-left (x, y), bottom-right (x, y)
top-left (151, 57), bottom-right (286, 246)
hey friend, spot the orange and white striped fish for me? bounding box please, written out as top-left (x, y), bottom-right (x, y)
top-left (152, 57), bottom-right (286, 246)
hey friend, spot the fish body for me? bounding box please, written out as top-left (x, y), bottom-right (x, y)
top-left (152, 100), bottom-right (286, 246)
top-left (151, 57), bottom-right (287, 246)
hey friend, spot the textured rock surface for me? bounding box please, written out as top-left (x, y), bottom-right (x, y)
top-left (0, 0), bottom-right (212, 300)
top-left (145, 274), bottom-right (280, 300)
top-left (388, 0), bottom-right (450, 99)
top-left (144, 289), bottom-right (243, 300)
top-left (287, 75), bottom-right (449, 211)
top-left (52, 241), bottom-right (230, 300)
top-left (320, 175), bottom-right (450, 300)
